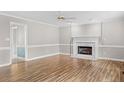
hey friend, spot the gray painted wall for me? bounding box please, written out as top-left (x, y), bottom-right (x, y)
top-left (28, 46), bottom-right (59, 59)
top-left (27, 21), bottom-right (59, 58)
top-left (28, 22), bottom-right (59, 45)
top-left (102, 21), bottom-right (124, 45)
top-left (99, 21), bottom-right (124, 59)
top-left (0, 14), bottom-right (59, 65)
top-left (0, 15), bottom-right (12, 65)
top-left (0, 50), bottom-right (10, 65)
top-left (0, 13), bottom-right (124, 66)
top-left (71, 23), bottom-right (101, 37)
top-left (59, 26), bottom-right (71, 54)
top-left (0, 15), bottom-right (10, 47)
top-left (59, 22), bottom-right (124, 60)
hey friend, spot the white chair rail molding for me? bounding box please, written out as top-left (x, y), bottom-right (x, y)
top-left (0, 11), bottom-right (124, 82)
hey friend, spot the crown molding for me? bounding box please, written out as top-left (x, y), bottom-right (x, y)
top-left (0, 12), bottom-right (59, 28)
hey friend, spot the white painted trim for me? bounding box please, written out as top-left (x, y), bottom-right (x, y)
top-left (0, 12), bottom-right (58, 28)
top-left (24, 24), bottom-right (28, 61)
top-left (1, 44), bottom-right (124, 50)
top-left (28, 44), bottom-right (73, 48)
top-left (0, 47), bottom-right (10, 50)
top-left (60, 44), bottom-right (124, 48)
top-left (99, 45), bottom-right (124, 48)
top-left (0, 63), bottom-right (11, 67)
top-left (61, 44), bottom-right (124, 48)
top-left (16, 57), bottom-right (25, 60)
top-left (0, 53), bottom-right (123, 67)
top-left (59, 44), bottom-right (73, 46)
top-left (10, 22), bottom-right (28, 63)
top-left (10, 21), bottom-right (26, 26)
top-left (60, 53), bottom-right (124, 62)
top-left (59, 53), bottom-right (70, 55)
top-left (72, 36), bottom-right (100, 38)
top-left (98, 57), bottom-right (124, 62)
top-left (28, 44), bottom-right (60, 48)
top-left (1, 44), bottom-right (122, 49)
top-left (26, 53), bottom-right (59, 61)
top-left (10, 22), bottom-right (12, 65)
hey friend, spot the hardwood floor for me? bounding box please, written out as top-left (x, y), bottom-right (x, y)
top-left (0, 54), bottom-right (123, 82)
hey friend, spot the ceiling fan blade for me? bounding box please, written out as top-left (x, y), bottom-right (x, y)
top-left (65, 17), bottom-right (76, 20)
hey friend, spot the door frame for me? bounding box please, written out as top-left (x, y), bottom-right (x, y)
top-left (10, 22), bottom-right (28, 64)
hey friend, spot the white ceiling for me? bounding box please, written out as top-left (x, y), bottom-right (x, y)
top-left (1, 11), bottom-right (124, 26)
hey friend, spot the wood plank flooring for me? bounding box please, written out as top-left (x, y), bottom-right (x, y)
top-left (0, 55), bottom-right (124, 82)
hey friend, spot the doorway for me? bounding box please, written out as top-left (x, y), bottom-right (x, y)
top-left (10, 22), bottom-right (28, 63)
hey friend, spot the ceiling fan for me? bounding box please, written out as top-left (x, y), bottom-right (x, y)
top-left (57, 16), bottom-right (76, 20)
top-left (57, 11), bottom-right (76, 21)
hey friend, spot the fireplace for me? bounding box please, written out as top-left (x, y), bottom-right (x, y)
top-left (78, 46), bottom-right (92, 55)
top-left (73, 40), bottom-right (98, 60)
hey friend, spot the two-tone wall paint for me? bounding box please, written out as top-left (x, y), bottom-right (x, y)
top-left (59, 22), bottom-right (124, 61)
top-left (0, 13), bottom-right (124, 66)
top-left (0, 14), bottom-right (59, 66)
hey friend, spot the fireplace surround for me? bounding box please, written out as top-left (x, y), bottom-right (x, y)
top-left (72, 37), bottom-right (99, 60)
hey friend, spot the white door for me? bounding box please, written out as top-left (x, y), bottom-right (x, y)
top-left (12, 27), bottom-right (18, 59)
top-left (10, 22), bottom-right (28, 63)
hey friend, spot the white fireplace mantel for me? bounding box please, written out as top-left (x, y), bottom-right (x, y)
top-left (72, 37), bottom-right (99, 60)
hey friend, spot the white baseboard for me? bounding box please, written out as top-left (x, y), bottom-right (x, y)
top-left (0, 53), bottom-right (124, 68)
top-left (0, 62), bottom-right (11, 67)
top-left (26, 53), bottom-right (60, 61)
top-left (17, 57), bottom-right (25, 60)
top-left (20, 54), bottom-right (124, 62)
top-left (60, 53), bottom-right (124, 62)
top-left (98, 57), bottom-right (124, 62)
top-left (59, 53), bottom-right (70, 55)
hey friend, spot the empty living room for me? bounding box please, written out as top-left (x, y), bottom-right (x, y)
top-left (0, 11), bottom-right (124, 82)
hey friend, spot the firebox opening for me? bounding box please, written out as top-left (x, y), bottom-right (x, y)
top-left (78, 46), bottom-right (92, 55)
